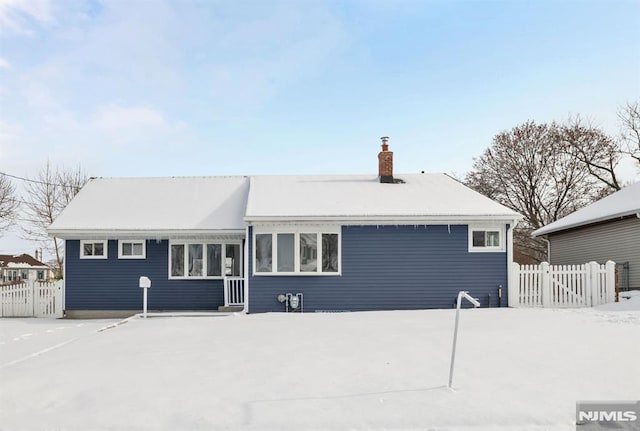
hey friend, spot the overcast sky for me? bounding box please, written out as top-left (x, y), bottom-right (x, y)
top-left (1, 0), bottom-right (639, 258)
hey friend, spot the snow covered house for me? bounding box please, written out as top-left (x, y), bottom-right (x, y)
top-left (532, 181), bottom-right (640, 291)
top-left (48, 140), bottom-right (522, 317)
top-left (0, 253), bottom-right (53, 283)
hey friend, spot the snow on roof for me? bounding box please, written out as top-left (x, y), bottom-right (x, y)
top-left (0, 254), bottom-right (48, 268)
top-left (48, 176), bottom-right (249, 236)
top-left (533, 181), bottom-right (640, 236)
top-left (245, 173), bottom-right (521, 221)
top-left (48, 174), bottom-right (521, 236)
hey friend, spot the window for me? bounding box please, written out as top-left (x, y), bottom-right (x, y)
top-left (255, 234), bottom-right (272, 273)
top-left (118, 240), bottom-right (146, 259)
top-left (468, 226), bottom-right (504, 252)
top-left (322, 234), bottom-right (339, 272)
top-left (299, 233), bottom-right (317, 272)
top-left (207, 244), bottom-right (222, 276)
top-left (171, 244), bottom-right (184, 276)
top-left (169, 241), bottom-right (242, 279)
top-left (188, 244), bottom-right (203, 276)
top-left (80, 240), bottom-right (108, 259)
top-left (253, 227), bottom-right (341, 275)
top-left (472, 230), bottom-right (500, 247)
top-left (37, 271), bottom-right (44, 280)
top-left (277, 233), bottom-right (295, 272)
top-left (225, 244), bottom-right (241, 276)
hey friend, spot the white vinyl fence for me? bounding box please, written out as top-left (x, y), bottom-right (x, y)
top-left (509, 261), bottom-right (615, 308)
top-left (1, 280), bottom-right (64, 318)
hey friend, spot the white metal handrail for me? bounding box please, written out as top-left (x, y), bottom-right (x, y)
top-left (224, 277), bottom-right (245, 306)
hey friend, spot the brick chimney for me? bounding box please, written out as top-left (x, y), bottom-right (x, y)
top-left (378, 136), bottom-right (393, 183)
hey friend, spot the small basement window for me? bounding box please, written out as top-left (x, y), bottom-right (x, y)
top-left (468, 227), bottom-right (504, 252)
top-left (80, 240), bottom-right (108, 259)
top-left (118, 240), bottom-right (146, 259)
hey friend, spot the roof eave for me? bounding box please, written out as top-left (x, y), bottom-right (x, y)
top-left (532, 210), bottom-right (640, 237)
top-left (244, 214), bottom-right (523, 224)
top-left (1, 264), bottom-right (50, 269)
top-left (47, 228), bottom-right (247, 240)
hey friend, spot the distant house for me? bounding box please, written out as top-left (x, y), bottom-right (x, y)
top-left (48, 139), bottom-right (522, 317)
top-left (532, 182), bottom-right (640, 291)
top-left (0, 253), bottom-right (53, 283)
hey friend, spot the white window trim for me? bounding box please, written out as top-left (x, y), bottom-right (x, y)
top-left (118, 240), bottom-right (147, 259)
top-left (80, 240), bottom-right (108, 259)
top-left (468, 225), bottom-right (505, 253)
top-left (252, 225), bottom-right (341, 276)
top-left (168, 240), bottom-right (243, 280)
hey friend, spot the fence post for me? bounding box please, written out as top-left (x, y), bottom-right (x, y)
top-left (605, 260), bottom-right (616, 304)
top-left (28, 277), bottom-right (36, 317)
top-left (62, 276), bottom-right (66, 312)
top-left (509, 263), bottom-right (520, 307)
top-left (540, 262), bottom-right (550, 307)
top-left (585, 262), bottom-right (595, 307)
top-left (56, 280), bottom-right (64, 318)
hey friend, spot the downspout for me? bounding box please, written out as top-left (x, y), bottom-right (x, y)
top-left (62, 238), bottom-right (66, 314)
top-left (506, 219), bottom-right (518, 307)
top-left (539, 236), bottom-right (551, 263)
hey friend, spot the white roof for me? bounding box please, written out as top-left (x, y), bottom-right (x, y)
top-left (533, 182), bottom-right (640, 236)
top-left (245, 174), bottom-right (521, 222)
top-left (48, 174), bottom-right (522, 238)
top-left (48, 176), bottom-right (249, 237)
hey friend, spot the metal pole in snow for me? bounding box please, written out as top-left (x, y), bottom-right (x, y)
top-left (143, 288), bottom-right (148, 319)
top-left (448, 294), bottom-right (462, 388)
top-left (448, 291), bottom-right (480, 389)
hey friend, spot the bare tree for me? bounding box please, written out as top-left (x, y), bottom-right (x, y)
top-left (558, 116), bottom-right (622, 192)
top-left (22, 162), bottom-right (88, 276)
top-left (0, 175), bottom-right (19, 236)
top-left (618, 100), bottom-right (640, 167)
top-left (465, 121), bottom-right (609, 263)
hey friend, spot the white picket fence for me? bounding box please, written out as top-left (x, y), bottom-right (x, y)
top-left (1, 280), bottom-right (64, 318)
top-left (509, 261), bottom-right (615, 308)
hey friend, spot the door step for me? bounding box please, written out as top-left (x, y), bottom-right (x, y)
top-left (218, 305), bottom-right (244, 312)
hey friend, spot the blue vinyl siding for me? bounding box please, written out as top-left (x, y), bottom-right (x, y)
top-left (248, 225), bottom-right (509, 313)
top-left (65, 240), bottom-right (223, 310)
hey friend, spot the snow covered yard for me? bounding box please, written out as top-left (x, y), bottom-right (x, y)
top-left (0, 318), bottom-right (118, 367)
top-left (1, 302), bottom-right (639, 431)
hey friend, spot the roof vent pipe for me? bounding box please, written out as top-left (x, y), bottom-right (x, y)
top-left (378, 136), bottom-right (394, 183)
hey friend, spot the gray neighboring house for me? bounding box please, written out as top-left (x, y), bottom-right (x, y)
top-left (532, 182), bottom-right (640, 290)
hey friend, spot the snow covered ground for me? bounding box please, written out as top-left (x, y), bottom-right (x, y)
top-left (1, 299), bottom-right (639, 431)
